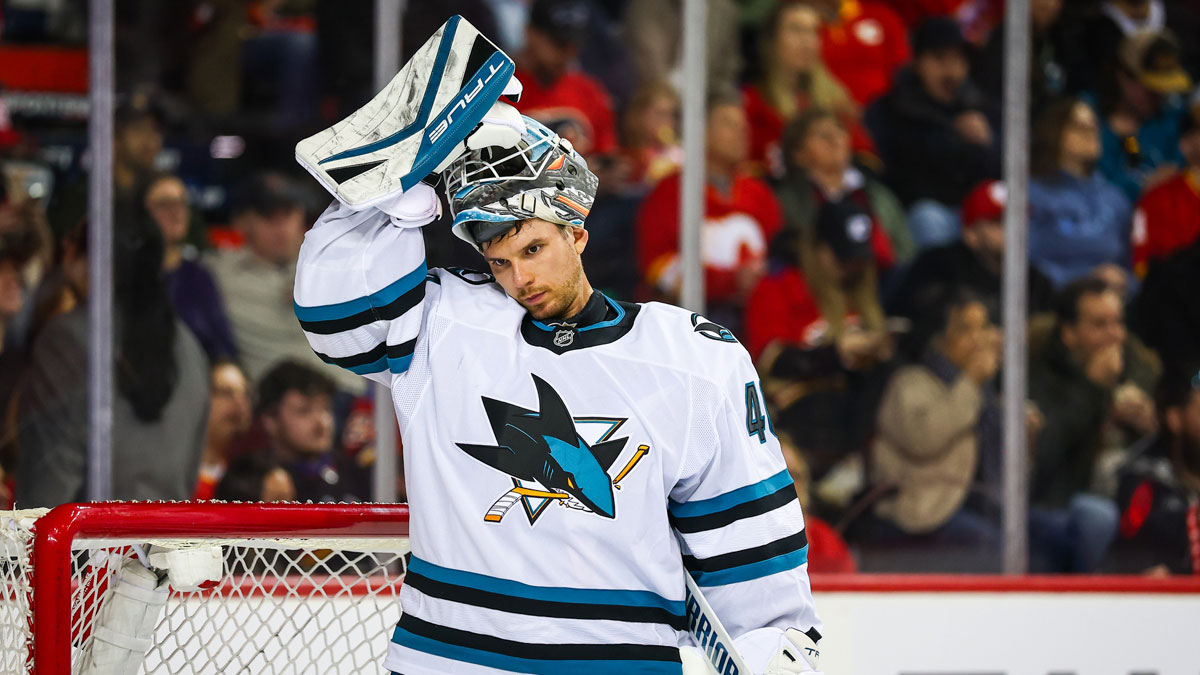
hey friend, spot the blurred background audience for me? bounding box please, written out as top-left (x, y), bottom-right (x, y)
top-left (3, 0), bottom-right (1200, 575)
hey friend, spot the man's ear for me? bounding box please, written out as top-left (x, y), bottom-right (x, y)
top-left (1166, 407), bottom-right (1183, 436)
top-left (572, 226), bottom-right (589, 255)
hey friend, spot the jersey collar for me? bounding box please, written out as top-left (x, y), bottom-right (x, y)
top-left (521, 292), bottom-right (639, 353)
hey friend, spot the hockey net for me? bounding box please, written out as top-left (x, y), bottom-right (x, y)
top-left (0, 502), bottom-right (410, 675)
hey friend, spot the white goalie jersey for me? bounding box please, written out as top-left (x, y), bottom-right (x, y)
top-left (294, 200), bottom-right (822, 675)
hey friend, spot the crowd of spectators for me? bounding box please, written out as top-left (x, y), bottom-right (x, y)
top-left (2, 0), bottom-right (1200, 575)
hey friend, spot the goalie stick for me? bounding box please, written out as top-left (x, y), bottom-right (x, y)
top-left (684, 572), bottom-right (752, 675)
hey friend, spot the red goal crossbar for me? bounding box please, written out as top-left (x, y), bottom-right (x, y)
top-left (27, 502), bottom-right (410, 674)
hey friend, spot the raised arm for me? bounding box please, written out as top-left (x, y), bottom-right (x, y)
top-left (292, 189), bottom-right (437, 388)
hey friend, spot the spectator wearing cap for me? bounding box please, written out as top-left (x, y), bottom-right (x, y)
top-left (1131, 224), bottom-right (1200, 372)
top-left (1087, 29), bottom-right (1193, 203)
top-left (745, 198), bottom-right (894, 483)
top-left (864, 16), bottom-right (1001, 250)
top-left (774, 108), bottom-right (912, 272)
top-left (207, 172), bottom-right (360, 393)
top-left (1026, 277), bottom-right (1160, 572)
top-left (807, 0), bottom-right (912, 106)
top-left (142, 173), bottom-right (236, 360)
top-left (1131, 106), bottom-right (1200, 277)
top-left (1113, 362), bottom-right (1200, 574)
top-left (1028, 97), bottom-right (1133, 290)
top-left (513, 0), bottom-right (617, 159)
top-left (869, 289), bottom-right (1003, 556)
top-left (890, 180), bottom-right (1056, 330)
top-left (741, 2), bottom-right (874, 179)
top-left (47, 90), bottom-right (165, 238)
top-left (637, 93), bottom-right (782, 334)
top-left (1062, 0), bottom-right (1200, 95)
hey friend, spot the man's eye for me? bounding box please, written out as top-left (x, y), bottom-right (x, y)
top-left (527, 245), bottom-right (541, 255)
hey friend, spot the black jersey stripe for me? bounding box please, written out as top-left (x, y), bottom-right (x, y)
top-left (394, 614), bottom-right (682, 662)
top-left (682, 529), bottom-right (809, 574)
top-left (670, 486), bottom-right (796, 534)
top-left (298, 282), bottom-right (426, 335)
top-left (404, 570), bottom-right (688, 630)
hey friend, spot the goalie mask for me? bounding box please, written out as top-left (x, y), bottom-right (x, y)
top-left (444, 116), bottom-right (597, 250)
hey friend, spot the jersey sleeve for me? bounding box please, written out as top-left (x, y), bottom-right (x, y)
top-left (293, 200), bottom-right (432, 388)
top-left (669, 346), bottom-right (823, 661)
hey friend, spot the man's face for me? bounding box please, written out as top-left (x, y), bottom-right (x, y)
top-left (0, 260), bottom-right (23, 321)
top-left (115, 117), bottom-right (163, 174)
top-left (265, 390), bottom-right (334, 458)
top-left (483, 218), bottom-right (589, 321)
top-left (962, 219), bottom-right (1005, 271)
top-left (914, 48), bottom-right (969, 104)
top-left (706, 103), bottom-right (750, 168)
top-left (523, 29), bottom-right (576, 83)
top-left (208, 363), bottom-right (252, 445)
top-left (1062, 291), bottom-right (1126, 360)
top-left (239, 207), bottom-right (305, 266)
top-left (1180, 129), bottom-right (1200, 170)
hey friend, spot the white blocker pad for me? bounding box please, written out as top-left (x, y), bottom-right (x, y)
top-left (296, 14), bottom-right (520, 209)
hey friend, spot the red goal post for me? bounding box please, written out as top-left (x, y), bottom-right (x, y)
top-left (2, 501), bottom-right (411, 675)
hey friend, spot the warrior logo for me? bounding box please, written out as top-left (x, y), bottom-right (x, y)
top-left (456, 374), bottom-right (649, 524)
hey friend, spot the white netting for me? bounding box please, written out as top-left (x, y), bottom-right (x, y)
top-left (1, 507), bottom-right (409, 675)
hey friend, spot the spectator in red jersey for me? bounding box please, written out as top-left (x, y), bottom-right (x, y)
top-left (746, 200), bottom-right (894, 480)
top-left (636, 93), bottom-right (781, 334)
top-left (775, 108), bottom-right (914, 272)
top-left (742, 2), bottom-right (872, 178)
top-left (810, 0), bottom-right (912, 106)
top-left (194, 360), bottom-right (253, 501)
top-left (779, 434), bottom-right (858, 574)
top-left (1131, 105), bottom-right (1200, 277)
top-left (1114, 363), bottom-right (1200, 575)
top-left (864, 16), bottom-right (1001, 249)
top-left (513, 0), bottom-right (617, 159)
top-left (617, 80), bottom-right (684, 191)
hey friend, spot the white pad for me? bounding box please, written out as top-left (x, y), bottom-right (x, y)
top-left (431, 100), bottom-right (526, 174)
top-left (296, 15), bottom-right (516, 209)
top-left (147, 544), bottom-right (224, 593)
top-left (79, 559), bottom-right (168, 675)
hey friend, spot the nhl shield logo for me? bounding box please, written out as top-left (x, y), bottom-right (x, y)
top-left (553, 328), bottom-right (575, 347)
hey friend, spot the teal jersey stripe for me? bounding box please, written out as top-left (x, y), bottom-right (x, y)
top-left (669, 469), bottom-right (793, 519)
top-left (387, 352), bottom-right (414, 374)
top-left (294, 262), bottom-right (428, 323)
top-left (689, 545), bottom-right (809, 587)
top-left (407, 556), bottom-right (683, 616)
top-left (390, 626), bottom-right (682, 675)
top-left (346, 354), bottom-right (388, 375)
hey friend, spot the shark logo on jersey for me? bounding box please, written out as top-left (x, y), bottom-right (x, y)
top-left (457, 374), bottom-right (649, 525)
top-left (691, 313), bottom-right (737, 343)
